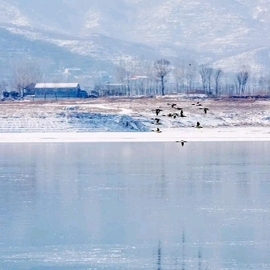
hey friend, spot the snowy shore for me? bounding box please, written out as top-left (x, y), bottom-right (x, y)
top-left (1, 96), bottom-right (270, 142)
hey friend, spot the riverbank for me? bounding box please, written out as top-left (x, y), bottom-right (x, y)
top-left (0, 127), bottom-right (269, 143)
top-left (1, 96), bottom-right (270, 135)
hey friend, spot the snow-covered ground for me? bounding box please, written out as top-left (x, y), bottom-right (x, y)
top-left (1, 96), bottom-right (270, 142)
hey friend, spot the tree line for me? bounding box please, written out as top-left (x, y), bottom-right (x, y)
top-left (1, 58), bottom-right (270, 98)
top-left (96, 58), bottom-right (270, 97)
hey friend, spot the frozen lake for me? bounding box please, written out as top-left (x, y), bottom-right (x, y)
top-left (0, 142), bottom-right (270, 269)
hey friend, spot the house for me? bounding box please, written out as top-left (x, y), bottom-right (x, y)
top-left (24, 83), bottom-right (88, 99)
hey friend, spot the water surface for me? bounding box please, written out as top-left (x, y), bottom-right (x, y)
top-left (0, 142), bottom-right (270, 269)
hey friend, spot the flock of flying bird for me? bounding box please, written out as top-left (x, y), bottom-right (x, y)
top-left (151, 101), bottom-right (209, 146)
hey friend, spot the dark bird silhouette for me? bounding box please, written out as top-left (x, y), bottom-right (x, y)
top-left (191, 121), bottom-right (203, 128)
top-left (155, 108), bottom-right (163, 116)
top-left (180, 110), bottom-right (186, 117)
top-left (175, 107), bottom-right (183, 110)
top-left (199, 107), bottom-right (209, 114)
top-left (176, 140), bottom-right (187, 146)
top-left (168, 112), bottom-right (179, 118)
top-left (152, 127), bottom-right (162, 133)
top-left (171, 103), bottom-right (177, 108)
top-left (154, 117), bottom-right (160, 125)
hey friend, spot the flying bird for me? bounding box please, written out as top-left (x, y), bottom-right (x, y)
top-left (176, 140), bottom-right (187, 146)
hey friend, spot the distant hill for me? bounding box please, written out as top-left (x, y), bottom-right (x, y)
top-left (0, 0), bottom-right (270, 75)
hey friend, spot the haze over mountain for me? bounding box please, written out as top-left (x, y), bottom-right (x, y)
top-left (0, 0), bottom-right (270, 77)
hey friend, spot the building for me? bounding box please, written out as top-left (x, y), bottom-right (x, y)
top-left (24, 83), bottom-right (88, 99)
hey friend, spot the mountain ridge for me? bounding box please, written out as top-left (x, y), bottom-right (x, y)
top-left (0, 0), bottom-right (269, 76)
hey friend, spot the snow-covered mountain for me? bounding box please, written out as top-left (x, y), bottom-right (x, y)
top-left (0, 0), bottom-right (270, 75)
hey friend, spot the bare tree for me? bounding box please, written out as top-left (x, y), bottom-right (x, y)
top-left (256, 74), bottom-right (270, 95)
top-left (12, 60), bottom-right (42, 97)
top-left (115, 59), bottom-right (136, 96)
top-left (185, 61), bottom-right (197, 93)
top-left (115, 60), bottom-right (128, 95)
top-left (223, 75), bottom-right (236, 96)
top-left (236, 66), bottom-right (249, 95)
top-left (265, 73), bottom-right (270, 93)
top-left (128, 58), bottom-right (154, 96)
top-left (214, 69), bottom-right (223, 96)
top-left (173, 68), bottom-right (185, 93)
top-left (206, 67), bottom-right (213, 94)
top-left (199, 65), bottom-right (208, 93)
top-left (143, 61), bottom-right (157, 96)
top-left (173, 59), bottom-right (185, 93)
top-left (154, 59), bottom-right (171, 96)
top-left (0, 80), bottom-right (8, 96)
top-left (199, 65), bottom-right (213, 94)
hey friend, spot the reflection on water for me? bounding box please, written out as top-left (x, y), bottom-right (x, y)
top-left (0, 142), bottom-right (270, 269)
top-left (157, 240), bottom-right (161, 270)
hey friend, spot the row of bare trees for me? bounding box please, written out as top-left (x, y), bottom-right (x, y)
top-left (0, 57), bottom-right (268, 98)
top-left (110, 58), bottom-right (256, 97)
top-left (0, 60), bottom-right (43, 96)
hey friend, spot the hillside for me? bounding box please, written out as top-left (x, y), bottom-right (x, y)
top-left (0, 0), bottom-right (270, 74)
